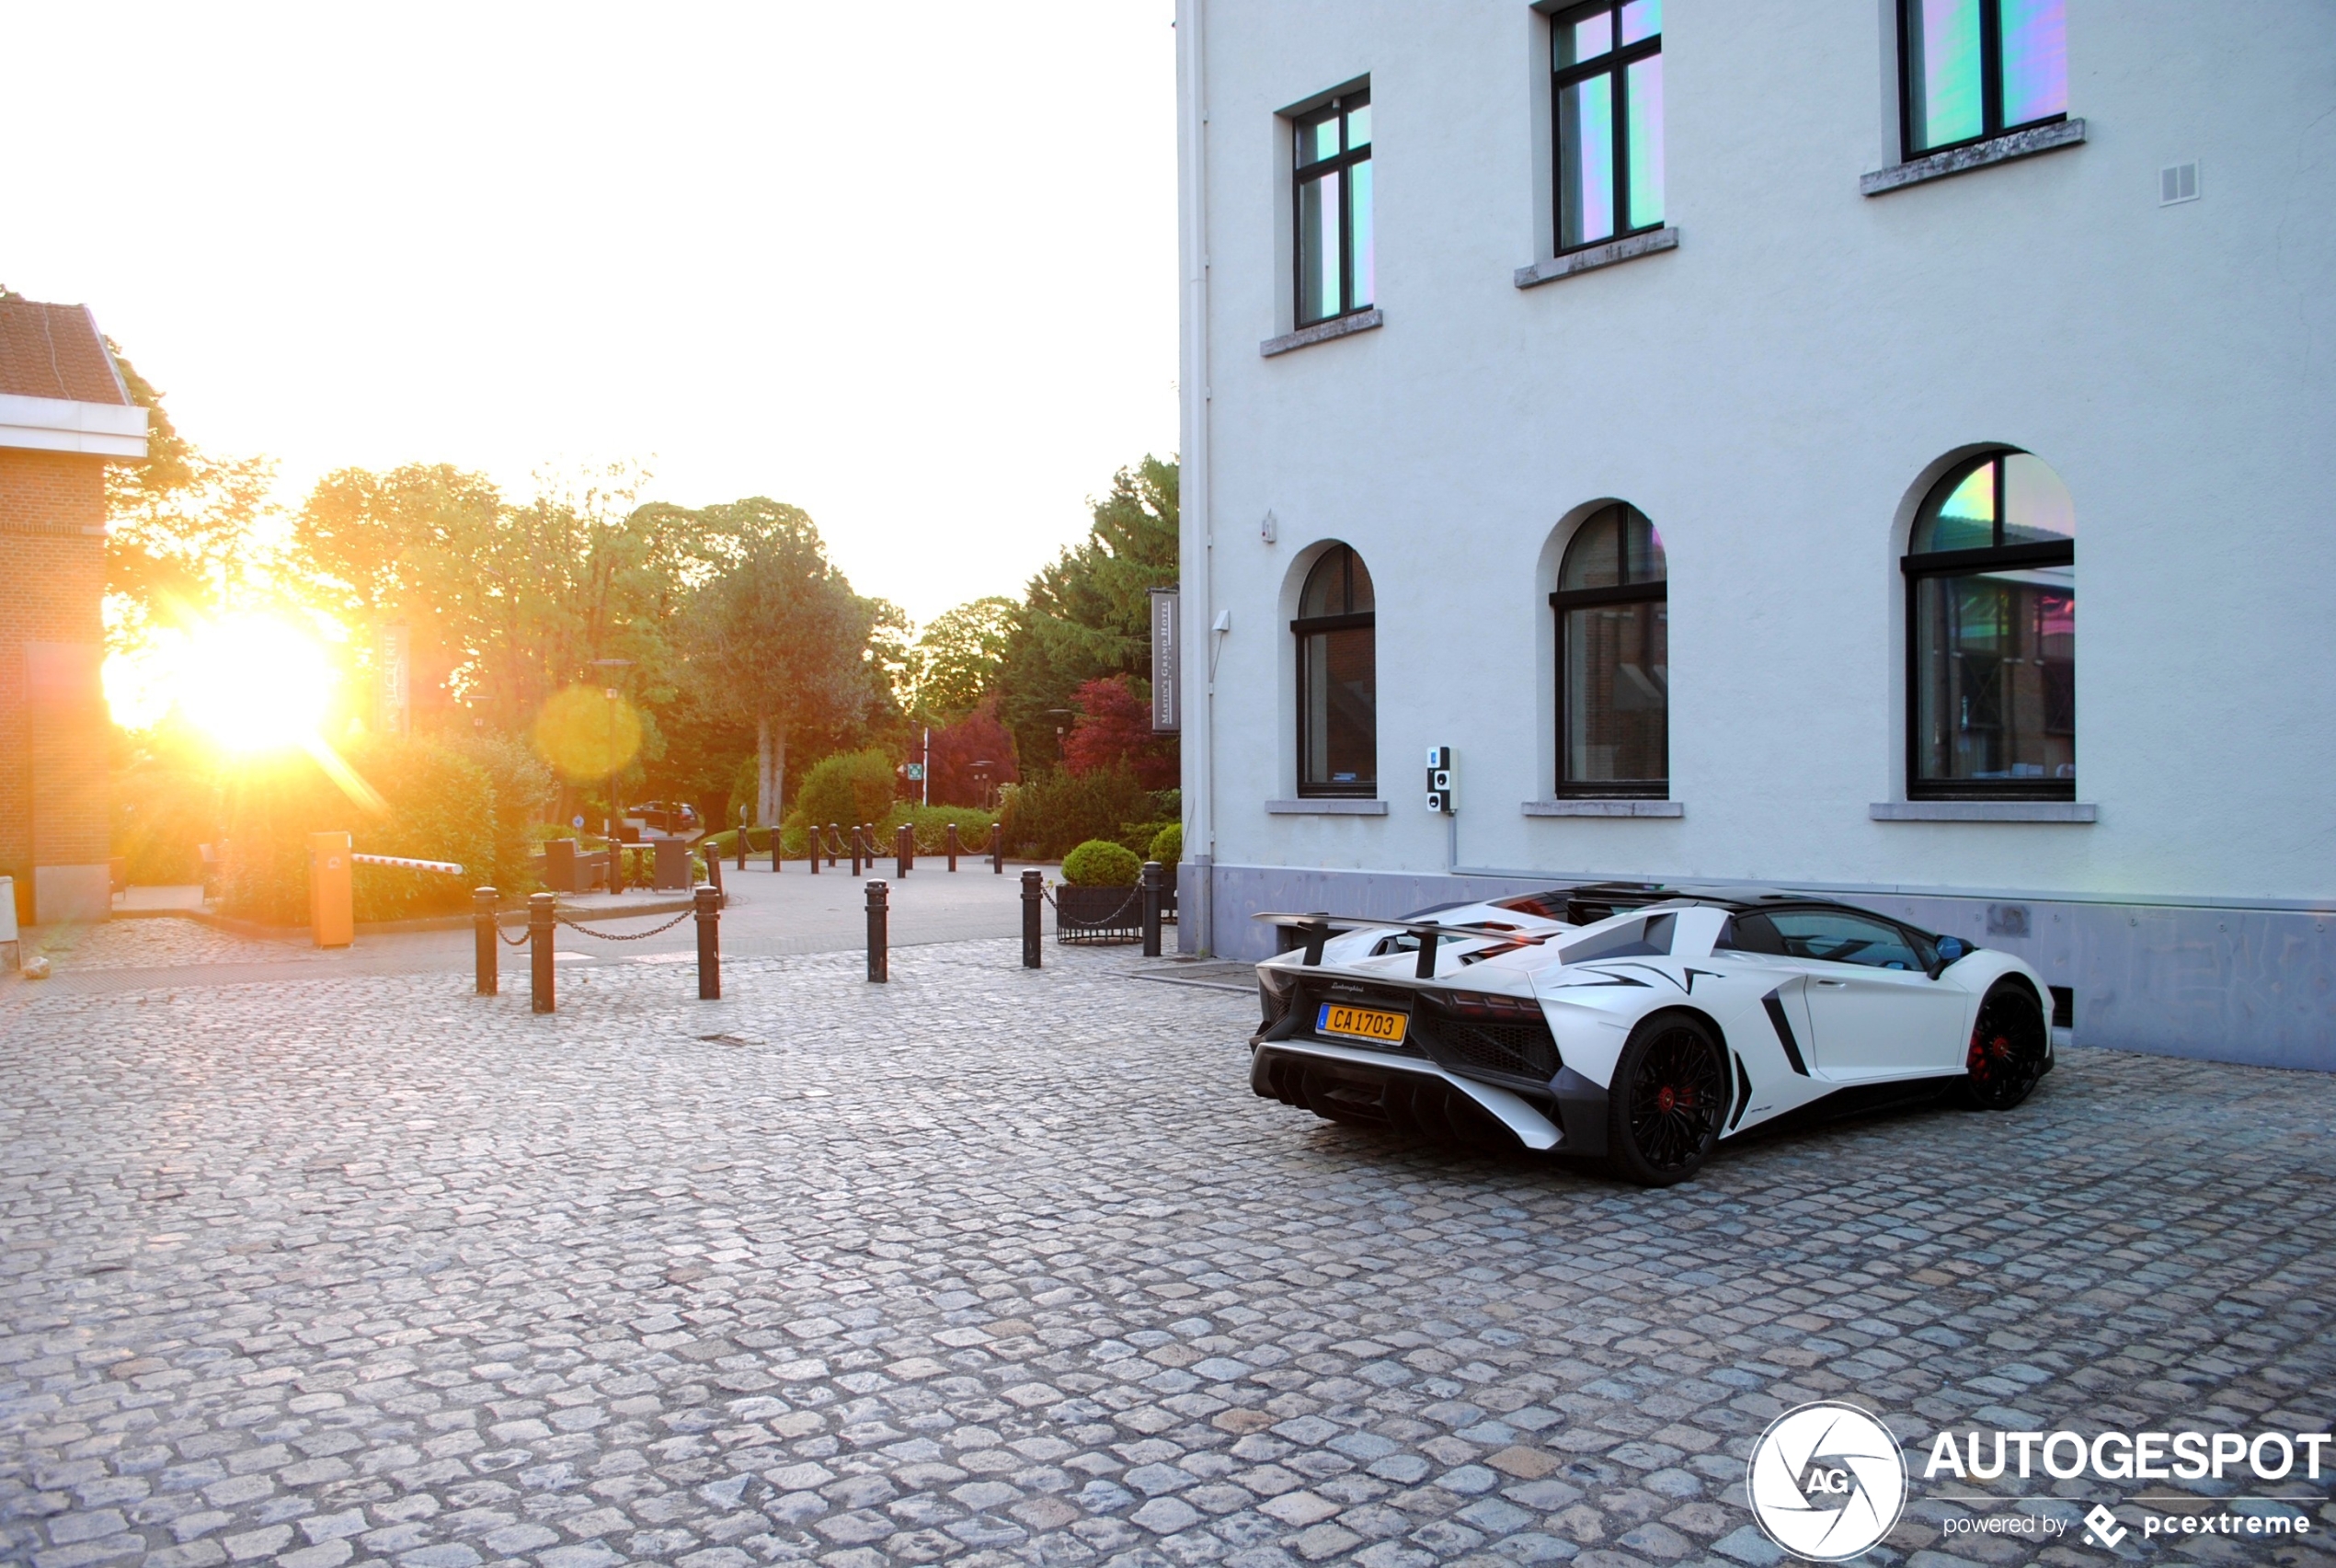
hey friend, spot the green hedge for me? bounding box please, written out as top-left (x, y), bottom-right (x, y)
top-left (1149, 822), bottom-right (1182, 864)
top-left (785, 748), bottom-right (900, 837)
top-left (702, 802), bottom-right (1000, 861)
top-left (216, 732), bottom-right (547, 924)
top-left (1000, 767), bottom-right (1151, 861)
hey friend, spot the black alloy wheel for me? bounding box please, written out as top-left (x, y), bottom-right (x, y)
top-left (1607, 1013), bottom-right (1728, 1186)
top-left (1959, 982), bottom-right (2049, 1110)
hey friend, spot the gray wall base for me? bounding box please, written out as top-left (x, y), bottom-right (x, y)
top-left (1200, 863), bottom-right (2335, 1073)
top-left (34, 864), bottom-right (109, 924)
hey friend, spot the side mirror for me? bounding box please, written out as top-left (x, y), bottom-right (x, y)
top-left (1929, 935), bottom-right (1969, 979)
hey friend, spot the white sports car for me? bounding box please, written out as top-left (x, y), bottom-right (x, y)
top-left (1249, 882), bottom-right (2054, 1186)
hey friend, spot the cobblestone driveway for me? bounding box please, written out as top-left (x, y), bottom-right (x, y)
top-left (2, 937), bottom-right (2331, 1568)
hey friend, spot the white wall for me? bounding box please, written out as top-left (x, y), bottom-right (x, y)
top-left (1180, 0), bottom-right (2336, 910)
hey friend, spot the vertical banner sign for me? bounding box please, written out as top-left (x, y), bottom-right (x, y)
top-left (376, 623), bottom-right (410, 736)
top-left (1150, 588), bottom-right (1180, 733)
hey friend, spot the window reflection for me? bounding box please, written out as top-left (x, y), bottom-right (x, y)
top-left (1907, 452), bottom-right (2076, 795)
top-left (1294, 545), bottom-right (1377, 796)
top-left (1554, 504), bottom-right (1668, 795)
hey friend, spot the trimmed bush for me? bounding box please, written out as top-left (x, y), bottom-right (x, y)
top-left (1149, 822), bottom-right (1182, 865)
top-left (1063, 839), bottom-right (1140, 887)
top-left (785, 748), bottom-right (900, 836)
top-left (450, 731), bottom-right (555, 895)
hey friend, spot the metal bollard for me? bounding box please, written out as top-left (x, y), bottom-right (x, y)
top-left (865, 879), bottom-right (888, 982)
top-left (530, 891), bottom-right (555, 1013)
top-left (736, 825), bottom-right (747, 871)
top-left (896, 822), bottom-right (912, 879)
top-left (695, 884), bottom-right (722, 1000)
top-left (475, 886), bottom-right (498, 995)
top-left (1021, 869), bottom-right (1043, 968)
top-left (1140, 861), bottom-right (1162, 958)
top-left (990, 821), bottom-right (1004, 874)
top-left (945, 822), bottom-right (960, 872)
top-left (850, 825), bottom-right (864, 877)
top-left (827, 823), bottom-right (840, 869)
top-left (807, 826), bottom-right (819, 875)
top-left (704, 846), bottom-right (725, 904)
top-left (770, 824), bottom-right (782, 876)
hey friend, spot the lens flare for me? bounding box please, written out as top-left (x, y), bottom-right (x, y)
top-left (533, 683), bottom-right (644, 781)
top-left (177, 618), bottom-right (337, 753)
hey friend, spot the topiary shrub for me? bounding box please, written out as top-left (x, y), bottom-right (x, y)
top-left (1062, 839), bottom-right (1140, 887)
top-left (785, 748), bottom-right (900, 836)
top-left (1149, 822), bottom-right (1182, 865)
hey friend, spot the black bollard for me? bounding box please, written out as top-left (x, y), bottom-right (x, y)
top-left (896, 822), bottom-right (912, 879)
top-left (807, 826), bottom-right (819, 875)
top-left (530, 891), bottom-right (555, 1013)
top-left (850, 825), bottom-right (864, 878)
top-left (945, 822), bottom-right (960, 872)
top-left (475, 886), bottom-right (498, 995)
top-left (736, 822), bottom-right (747, 871)
top-left (770, 823), bottom-right (781, 876)
top-left (990, 822), bottom-right (1004, 874)
top-left (704, 846), bottom-right (725, 905)
top-left (827, 823), bottom-right (840, 869)
top-left (1021, 869), bottom-right (1043, 968)
top-left (695, 884), bottom-right (722, 1000)
top-left (865, 879), bottom-right (888, 982)
top-left (1140, 861), bottom-right (1162, 958)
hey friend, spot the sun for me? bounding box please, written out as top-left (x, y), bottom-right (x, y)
top-left (174, 616), bottom-right (337, 753)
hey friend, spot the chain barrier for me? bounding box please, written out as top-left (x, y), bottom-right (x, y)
top-left (1042, 882), bottom-right (1145, 931)
top-left (551, 907), bottom-right (697, 942)
top-left (498, 924), bottom-right (532, 948)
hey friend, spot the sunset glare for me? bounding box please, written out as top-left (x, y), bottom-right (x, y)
top-left (173, 618), bottom-right (336, 754)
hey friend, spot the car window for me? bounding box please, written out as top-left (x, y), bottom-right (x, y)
top-left (1762, 910), bottom-right (1926, 972)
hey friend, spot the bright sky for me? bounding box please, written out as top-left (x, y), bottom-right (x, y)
top-left (2, 2), bottom-right (1180, 625)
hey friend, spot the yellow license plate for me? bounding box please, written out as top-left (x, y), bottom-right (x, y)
top-left (1317, 1002), bottom-right (1408, 1045)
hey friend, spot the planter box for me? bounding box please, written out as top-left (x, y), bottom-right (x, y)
top-left (1056, 883), bottom-right (1142, 944)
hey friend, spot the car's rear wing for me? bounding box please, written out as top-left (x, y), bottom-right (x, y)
top-left (1253, 910), bottom-right (1562, 979)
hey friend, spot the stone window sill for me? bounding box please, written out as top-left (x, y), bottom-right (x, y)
top-left (1266, 798), bottom-right (1389, 816)
top-left (1261, 308), bottom-right (1383, 358)
top-left (1871, 801), bottom-right (2098, 823)
top-left (1514, 227), bottom-right (1678, 290)
top-left (1861, 119), bottom-right (2086, 196)
top-left (1521, 799), bottom-right (1683, 818)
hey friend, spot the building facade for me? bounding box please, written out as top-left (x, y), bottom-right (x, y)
top-left (1174, 1), bottom-right (2336, 1070)
top-left (0, 300), bottom-right (149, 925)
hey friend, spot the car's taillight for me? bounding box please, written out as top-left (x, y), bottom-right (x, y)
top-left (1437, 992), bottom-right (1542, 1022)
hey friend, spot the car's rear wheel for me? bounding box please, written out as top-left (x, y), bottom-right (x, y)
top-left (1959, 982), bottom-right (2048, 1110)
top-left (1606, 1013), bottom-right (1728, 1186)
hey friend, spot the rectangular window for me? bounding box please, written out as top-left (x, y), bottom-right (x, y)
top-left (1552, 0), bottom-right (1663, 255)
top-left (1900, 0), bottom-right (2066, 158)
top-left (1293, 90), bottom-right (1372, 327)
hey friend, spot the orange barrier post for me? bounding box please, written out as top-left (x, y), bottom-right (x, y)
top-left (308, 831), bottom-right (354, 949)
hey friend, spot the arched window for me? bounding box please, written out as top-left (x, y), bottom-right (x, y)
top-left (1552, 503), bottom-right (1667, 795)
top-left (1293, 544), bottom-right (1376, 796)
top-left (1906, 450), bottom-right (2075, 797)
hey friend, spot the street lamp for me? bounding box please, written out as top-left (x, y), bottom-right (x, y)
top-left (590, 658), bottom-right (633, 848)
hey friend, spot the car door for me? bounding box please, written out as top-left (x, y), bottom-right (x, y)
top-left (1763, 910), bottom-right (1966, 1079)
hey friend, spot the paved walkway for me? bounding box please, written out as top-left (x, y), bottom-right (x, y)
top-left (0, 933), bottom-right (2330, 1568)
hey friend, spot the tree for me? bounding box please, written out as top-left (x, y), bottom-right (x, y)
top-left (910, 596), bottom-right (1016, 718)
top-left (996, 455), bottom-right (1179, 769)
top-left (680, 500), bottom-right (883, 827)
top-left (1061, 675), bottom-right (1176, 790)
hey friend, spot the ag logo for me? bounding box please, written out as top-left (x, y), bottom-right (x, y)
top-left (1746, 1402), bottom-right (1907, 1562)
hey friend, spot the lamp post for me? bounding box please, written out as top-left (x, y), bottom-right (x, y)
top-left (590, 658), bottom-right (633, 847)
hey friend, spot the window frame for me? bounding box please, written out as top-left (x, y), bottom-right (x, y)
top-left (1895, 0), bottom-right (2067, 162)
top-left (1292, 89), bottom-right (1373, 329)
top-left (1549, 0), bottom-right (1665, 258)
top-left (1902, 451), bottom-right (2077, 802)
top-left (1549, 504), bottom-right (1668, 799)
top-left (1292, 544), bottom-right (1378, 798)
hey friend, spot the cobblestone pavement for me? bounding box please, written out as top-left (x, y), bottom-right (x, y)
top-left (2, 940), bottom-right (2332, 1568)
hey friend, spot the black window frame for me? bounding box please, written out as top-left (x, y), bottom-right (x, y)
top-left (1292, 544), bottom-right (1378, 798)
top-left (1292, 88), bottom-right (1373, 329)
top-left (1895, 0), bottom-right (2068, 162)
top-left (1550, 503), bottom-right (1668, 799)
top-left (1550, 0), bottom-right (1664, 258)
top-left (1902, 451), bottom-right (2076, 802)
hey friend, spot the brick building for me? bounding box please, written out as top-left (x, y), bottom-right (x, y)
top-left (0, 299), bottom-right (149, 924)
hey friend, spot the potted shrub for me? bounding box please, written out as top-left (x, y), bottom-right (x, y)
top-left (1148, 822), bottom-right (1181, 921)
top-left (1057, 839), bottom-right (1142, 944)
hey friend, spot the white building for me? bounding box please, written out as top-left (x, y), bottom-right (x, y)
top-left (1173, 0), bottom-right (2336, 1070)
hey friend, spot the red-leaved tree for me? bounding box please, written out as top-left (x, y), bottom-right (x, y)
top-left (925, 698), bottom-right (1020, 807)
top-left (1061, 675), bottom-right (1177, 791)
